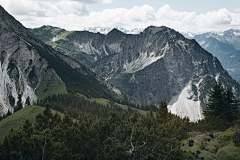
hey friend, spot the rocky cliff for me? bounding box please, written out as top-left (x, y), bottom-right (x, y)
top-left (0, 6), bottom-right (127, 115)
top-left (91, 26), bottom-right (240, 121)
top-left (30, 23), bottom-right (240, 121)
top-left (192, 31), bottom-right (240, 83)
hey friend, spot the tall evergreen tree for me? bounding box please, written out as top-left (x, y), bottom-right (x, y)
top-left (224, 88), bottom-right (239, 122)
top-left (156, 100), bottom-right (171, 124)
top-left (204, 82), bottom-right (239, 123)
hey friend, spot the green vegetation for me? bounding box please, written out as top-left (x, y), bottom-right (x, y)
top-left (204, 82), bottom-right (239, 123)
top-left (181, 82), bottom-right (240, 159)
top-left (181, 125), bottom-right (240, 160)
top-left (37, 94), bottom-right (149, 121)
top-left (90, 54), bottom-right (117, 77)
top-left (30, 27), bottom-right (95, 67)
top-left (56, 31), bottom-right (73, 41)
top-left (76, 93), bottom-right (150, 115)
top-left (1, 73), bottom-right (240, 159)
top-left (193, 83), bottom-right (240, 132)
top-left (31, 43), bottom-right (126, 103)
top-left (109, 72), bottom-right (138, 94)
top-left (0, 105), bottom-right (64, 142)
top-left (50, 39), bottom-right (94, 67)
top-left (30, 25), bottom-right (67, 43)
top-left (0, 102), bottom-right (191, 159)
top-left (35, 74), bottom-right (67, 99)
top-left (233, 128), bottom-right (240, 147)
top-left (151, 27), bottom-right (163, 34)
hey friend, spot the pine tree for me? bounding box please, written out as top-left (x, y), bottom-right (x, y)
top-left (204, 82), bottom-right (239, 123)
top-left (224, 88), bottom-right (239, 122)
top-left (204, 82), bottom-right (225, 118)
top-left (156, 100), bottom-right (170, 124)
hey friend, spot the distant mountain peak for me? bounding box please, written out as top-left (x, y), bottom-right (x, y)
top-left (107, 28), bottom-right (125, 36)
top-left (82, 26), bottom-right (143, 34)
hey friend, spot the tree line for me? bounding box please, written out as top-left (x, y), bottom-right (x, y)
top-left (0, 101), bottom-right (192, 160)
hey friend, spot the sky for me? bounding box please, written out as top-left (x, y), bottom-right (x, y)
top-left (1, 0), bottom-right (240, 33)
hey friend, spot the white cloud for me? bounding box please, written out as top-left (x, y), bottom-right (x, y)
top-left (1, 1), bottom-right (240, 33)
top-left (153, 5), bottom-right (239, 33)
top-left (30, 0), bottom-right (113, 4)
top-left (3, 0), bottom-right (90, 17)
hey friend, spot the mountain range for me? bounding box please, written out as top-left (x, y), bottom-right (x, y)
top-left (30, 25), bottom-right (240, 121)
top-left (190, 30), bottom-right (240, 83)
top-left (82, 26), bottom-right (143, 35)
top-left (0, 6), bottom-right (127, 115)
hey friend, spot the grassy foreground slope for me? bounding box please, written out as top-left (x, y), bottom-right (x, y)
top-left (181, 125), bottom-right (240, 160)
top-left (0, 105), bottom-right (64, 142)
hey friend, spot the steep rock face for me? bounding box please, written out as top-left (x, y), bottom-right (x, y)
top-left (91, 26), bottom-right (240, 121)
top-left (193, 31), bottom-right (240, 83)
top-left (30, 27), bottom-right (129, 67)
top-left (0, 6), bottom-right (128, 115)
top-left (30, 24), bottom-right (240, 121)
top-left (0, 25), bottom-right (56, 114)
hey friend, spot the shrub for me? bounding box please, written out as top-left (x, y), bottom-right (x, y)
top-left (209, 133), bottom-right (214, 139)
top-left (233, 129), bottom-right (240, 147)
top-left (188, 139), bottom-right (194, 147)
top-left (199, 140), bottom-right (207, 150)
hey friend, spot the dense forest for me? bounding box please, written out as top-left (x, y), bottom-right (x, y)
top-left (0, 83), bottom-right (240, 159)
top-left (0, 101), bottom-right (191, 159)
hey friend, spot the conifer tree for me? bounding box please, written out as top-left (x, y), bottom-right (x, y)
top-left (157, 100), bottom-right (170, 124)
top-left (204, 82), bottom-right (239, 123)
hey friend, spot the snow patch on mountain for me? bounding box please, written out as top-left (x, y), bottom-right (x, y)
top-left (199, 40), bottom-right (206, 45)
top-left (168, 82), bottom-right (203, 121)
top-left (233, 32), bottom-right (240, 36)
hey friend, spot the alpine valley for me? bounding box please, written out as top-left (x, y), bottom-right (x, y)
top-left (30, 25), bottom-right (240, 121)
top-left (0, 6), bottom-right (128, 116)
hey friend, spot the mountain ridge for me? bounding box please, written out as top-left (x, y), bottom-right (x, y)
top-left (0, 5), bottom-right (128, 115)
top-left (30, 23), bottom-right (240, 121)
top-left (192, 29), bottom-right (240, 83)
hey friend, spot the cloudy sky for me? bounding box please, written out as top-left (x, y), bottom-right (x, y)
top-left (1, 0), bottom-right (240, 33)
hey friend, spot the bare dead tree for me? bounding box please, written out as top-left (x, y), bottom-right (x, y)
top-left (126, 126), bottom-right (135, 157)
top-left (163, 143), bottom-right (179, 160)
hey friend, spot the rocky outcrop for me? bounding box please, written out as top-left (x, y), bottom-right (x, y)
top-left (0, 5), bottom-right (128, 115)
top-left (0, 25), bottom-right (51, 115)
